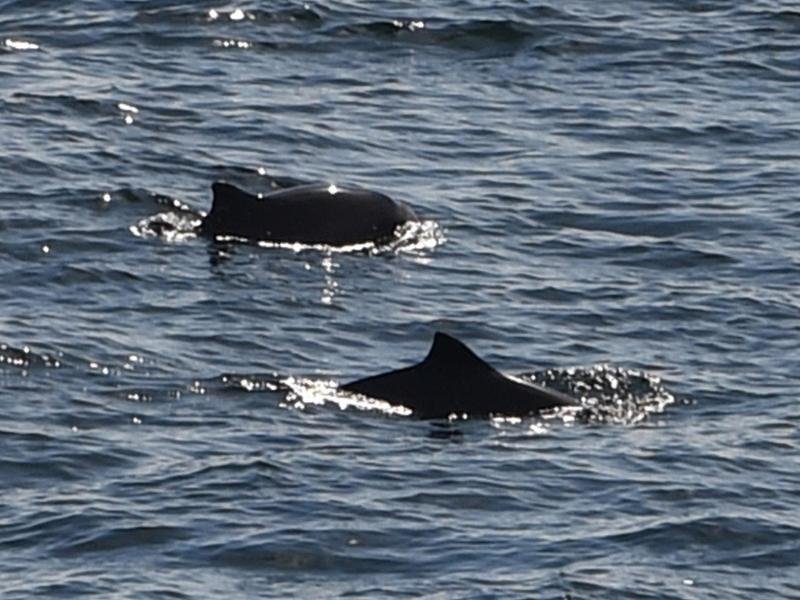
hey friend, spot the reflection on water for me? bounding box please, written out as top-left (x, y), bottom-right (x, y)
top-left (320, 255), bottom-right (338, 305)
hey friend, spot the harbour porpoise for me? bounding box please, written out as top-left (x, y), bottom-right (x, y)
top-left (342, 332), bottom-right (577, 418)
top-left (200, 181), bottom-right (418, 245)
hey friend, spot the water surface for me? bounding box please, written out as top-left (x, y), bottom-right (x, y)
top-left (2, 1), bottom-right (799, 598)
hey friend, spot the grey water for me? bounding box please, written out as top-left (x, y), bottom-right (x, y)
top-left (2, 1), bottom-right (799, 597)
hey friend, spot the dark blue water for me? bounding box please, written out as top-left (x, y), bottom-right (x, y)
top-left (2, 1), bottom-right (799, 597)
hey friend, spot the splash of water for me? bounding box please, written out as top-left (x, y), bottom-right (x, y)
top-left (526, 364), bottom-right (677, 425)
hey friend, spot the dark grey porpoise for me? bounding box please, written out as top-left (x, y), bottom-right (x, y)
top-left (342, 332), bottom-right (577, 419)
top-left (200, 181), bottom-right (418, 245)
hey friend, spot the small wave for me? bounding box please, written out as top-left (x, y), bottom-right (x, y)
top-left (526, 364), bottom-right (677, 425)
top-left (118, 187), bottom-right (203, 242)
top-left (55, 525), bottom-right (191, 556)
top-left (198, 538), bottom-right (400, 572)
top-left (324, 17), bottom-right (544, 54)
top-left (603, 515), bottom-right (799, 554)
top-left (218, 373), bottom-right (282, 394)
top-left (8, 92), bottom-right (111, 120)
top-left (130, 211), bottom-right (201, 243)
top-left (134, 5), bottom-right (322, 27)
top-left (0, 457), bottom-right (75, 484)
top-left (114, 188), bottom-right (199, 213)
top-left (741, 8), bottom-right (800, 32)
top-left (3, 38), bottom-right (40, 51)
top-left (126, 7), bottom-right (684, 63)
top-left (0, 343), bottom-right (63, 370)
top-left (384, 220), bottom-right (445, 256)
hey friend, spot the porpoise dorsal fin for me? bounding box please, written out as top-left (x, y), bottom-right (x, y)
top-left (422, 332), bottom-right (498, 374)
top-left (202, 182), bottom-right (258, 236)
top-left (211, 181), bottom-right (254, 204)
top-left (342, 332), bottom-right (576, 418)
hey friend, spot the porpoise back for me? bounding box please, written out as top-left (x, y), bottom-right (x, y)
top-left (201, 182), bottom-right (417, 245)
top-left (342, 332), bottom-right (576, 418)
